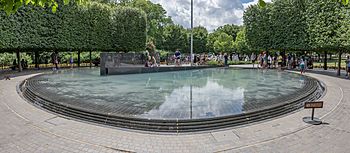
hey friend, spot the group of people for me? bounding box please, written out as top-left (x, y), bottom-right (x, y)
top-left (11, 59), bottom-right (29, 70)
top-left (253, 52), bottom-right (313, 74)
top-left (346, 56), bottom-right (350, 78)
top-left (144, 50), bottom-right (158, 67)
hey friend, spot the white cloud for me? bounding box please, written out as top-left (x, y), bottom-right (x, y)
top-left (150, 0), bottom-right (272, 31)
top-left (151, 0), bottom-right (244, 31)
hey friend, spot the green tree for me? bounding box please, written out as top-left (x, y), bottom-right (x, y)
top-left (268, 0), bottom-right (310, 51)
top-left (244, 4), bottom-right (272, 51)
top-left (162, 24), bottom-right (188, 52)
top-left (206, 32), bottom-right (221, 53)
top-left (235, 28), bottom-right (251, 54)
top-left (215, 24), bottom-right (242, 41)
top-left (0, 2), bottom-right (147, 52)
top-left (213, 33), bottom-right (234, 53)
top-left (192, 26), bottom-right (208, 53)
top-left (0, 0), bottom-right (84, 15)
top-left (117, 0), bottom-right (173, 49)
top-left (306, 0), bottom-right (350, 51)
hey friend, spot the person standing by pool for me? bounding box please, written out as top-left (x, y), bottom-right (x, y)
top-left (251, 53), bottom-right (256, 68)
top-left (69, 54), bottom-right (74, 69)
top-left (268, 55), bottom-right (272, 69)
top-left (277, 54), bottom-right (283, 70)
top-left (224, 53), bottom-right (228, 67)
top-left (300, 58), bottom-right (305, 74)
top-left (174, 49), bottom-right (181, 66)
top-left (345, 56), bottom-right (350, 78)
top-left (257, 53), bottom-right (262, 69)
top-left (51, 51), bottom-right (59, 70)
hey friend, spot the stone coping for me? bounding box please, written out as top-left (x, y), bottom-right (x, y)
top-left (19, 70), bottom-right (324, 132)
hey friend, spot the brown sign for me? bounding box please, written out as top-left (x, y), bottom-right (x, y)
top-left (304, 101), bottom-right (323, 109)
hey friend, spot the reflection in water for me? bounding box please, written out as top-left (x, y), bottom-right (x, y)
top-left (35, 68), bottom-right (305, 120)
top-left (141, 79), bottom-right (245, 119)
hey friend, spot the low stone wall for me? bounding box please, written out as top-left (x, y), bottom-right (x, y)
top-left (100, 52), bottom-right (213, 75)
top-left (102, 65), bottom-right (215, 75)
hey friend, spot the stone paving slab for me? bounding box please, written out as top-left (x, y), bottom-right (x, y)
top-left (0, 70), bottom-right (349, 152)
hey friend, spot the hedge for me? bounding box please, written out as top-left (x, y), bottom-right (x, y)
top-left (0, 2), bottom-right (147, 52)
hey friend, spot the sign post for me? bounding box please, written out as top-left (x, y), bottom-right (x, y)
top-left (303, 101), bottom-right (323, 125)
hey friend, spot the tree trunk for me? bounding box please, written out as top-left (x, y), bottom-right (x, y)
top-left (337, 51), bottom-right (342, 76)
top-left (35, 51), bottom-right (39, 69)
top-left (324, 51), bottom-right (327, 70)
top-left (78, 51), bottom-right (81, 67)
top-left (89, 50), bottom-right (92, 68)
top-left (16, 51), bottom-right (22, 72)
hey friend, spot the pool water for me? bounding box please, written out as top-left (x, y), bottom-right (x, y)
top-left (34, 68), bottom-right (306, 119)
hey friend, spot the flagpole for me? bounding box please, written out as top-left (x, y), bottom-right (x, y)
top-left (190, 0), bottom-right (193, 66)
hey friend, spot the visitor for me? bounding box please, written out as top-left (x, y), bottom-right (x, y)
top-left (346, 56), bottom-right (350, 78)
top-left (193, 54), bottom-right (197, 66)
top-left (277, 54), bottom-right (283, 70)
top-left (70, 54), bottom-right (74, 69)
top-left (24, 60), bottom-right (28, 69)
top-left (300, 59), bottom-right (305, 74)
top-left (268, 55), bottom-right (272, 69)
top-left (273, 54), bottom-right (277, 69)
top-left (11, 59), bottom-right (17, 70)
top-left (224, 53), bottom-right (228, 67)
top-left (263, 52), bottom-right (268, 69)
top-left (257, 53), bottom-right (262, 69)
top-left (51, 51), bottom-right (59, 70)
top-left (245, 55), bottom-right (249, 62)
top-left (251, 53), bottom-right (256, 68)
top-left (144, 50), bottom-right (150, 67)
top-left (196, 55), bottom-right (200, 66)
top-left (175, 49), bottom-right (181, 66)
top-left (20, 59), bottom-right (25, 70)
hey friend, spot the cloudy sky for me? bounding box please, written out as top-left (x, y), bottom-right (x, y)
top-left (150, 0), bottom-right (271, 31)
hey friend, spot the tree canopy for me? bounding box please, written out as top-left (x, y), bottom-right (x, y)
top-left (0, 2), bottom-right (147, 52)
top-left (117, 0), bottom-right (172, 49)
top-left (244, 0), bottom-right (350, 53)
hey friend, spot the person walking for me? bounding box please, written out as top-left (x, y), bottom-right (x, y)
top-left (51, 51), bottom-right (59, 70)
top-left (224, 53), bottom-right (228, 67)
top-left (174, 49), bottom-right (181, 66)
top-left (300, 59), bottom-right (305, 74)
top-left (346, 56), bottom-right (350, 78)
top-left (277, 54), bottom-right (283, 70)
top-left (70, 54), bottom-right (74, 69)
top-left (251, 53), bottom-right (256, 68)
top-left (268, 55), bottom-right (272, 69)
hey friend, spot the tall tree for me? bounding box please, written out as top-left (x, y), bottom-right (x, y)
top-left (206, 32), bottom-right (221, 53)
top-left (213, 33), bottom-right (234, 53)
top-left (215, 24), bottom-right (242, 41)
top-left (192, 26), bottom-right (208, 53)
top-left (235, 28), bottom-right (251, 54)
top-left (0, 0), bottom-right (84, 14)
top-left (162, 24), bottom-right (188, 52)
top-left (117, 0), bottom-right (173, 49)
top-left (244, 4), bottom-right (272, 51)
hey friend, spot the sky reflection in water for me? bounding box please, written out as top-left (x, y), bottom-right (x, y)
top-left (38, 68), bottom-right (305, 119)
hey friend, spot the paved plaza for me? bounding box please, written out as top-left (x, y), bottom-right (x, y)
top-left (0, 68), bottom-right (350, 153)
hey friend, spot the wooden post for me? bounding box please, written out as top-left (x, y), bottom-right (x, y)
top-left (16, 51), bottom-right (22, 72)
top-left (324, 51), bottom-right (327, 70)
top-left (78, 51), bottom-right (81, 67)
top-left (337, 51), bottom-right (342, 76)
top-left (89, 50), bottom-right (92, 68)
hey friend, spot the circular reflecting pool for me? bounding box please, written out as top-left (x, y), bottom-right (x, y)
top-left (29, 68), bottom-right (307, 120)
